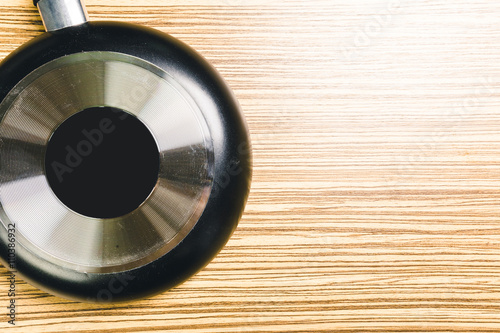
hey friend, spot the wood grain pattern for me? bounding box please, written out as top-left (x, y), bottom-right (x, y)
top-left (0, 0), bottom-right (499, 331)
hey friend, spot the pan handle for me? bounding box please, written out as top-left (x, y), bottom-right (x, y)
top-left (34, 0), bottom-right (89, 32)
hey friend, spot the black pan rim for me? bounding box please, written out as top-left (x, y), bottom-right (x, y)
top-left (0, 21), bottom-right (252, 303)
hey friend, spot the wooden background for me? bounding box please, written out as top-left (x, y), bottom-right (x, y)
top-left (0, 0), bottom-right (499, 331)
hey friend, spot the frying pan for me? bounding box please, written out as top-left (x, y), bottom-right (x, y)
top-left (0, 0), bottom-right (251, 302)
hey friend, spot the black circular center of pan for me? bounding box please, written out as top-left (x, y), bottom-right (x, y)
top-left (45, 107), bottom-right (160, 219)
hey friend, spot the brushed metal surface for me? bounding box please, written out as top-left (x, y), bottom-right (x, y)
top-left (0, 51), bottom-right (214, 273)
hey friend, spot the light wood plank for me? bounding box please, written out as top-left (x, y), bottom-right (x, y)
top-left (0, 0), bottom-right (499, 332)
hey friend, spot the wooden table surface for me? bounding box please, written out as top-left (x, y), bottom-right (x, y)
top-left (0, 0), bottom-right (499, 331)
